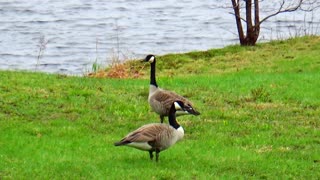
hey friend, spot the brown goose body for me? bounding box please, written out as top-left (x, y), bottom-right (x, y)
top-left (148, 86), bottom-right (197, 119)
top-left (144, 55), bottom-right (200, 123)
top-left (115, 123), bottom-right (184, 152)
top-left (114, 101), bottom-right (185, 162)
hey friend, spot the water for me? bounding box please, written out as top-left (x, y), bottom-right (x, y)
top-left (0, 0), bottom-right (319, 75)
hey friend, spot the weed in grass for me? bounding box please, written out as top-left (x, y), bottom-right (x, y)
top-left (35, 35), bottom-right (48, 71)
top-left (249, 86), bottom-right (271, 103)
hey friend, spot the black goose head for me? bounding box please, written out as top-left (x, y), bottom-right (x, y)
top-left (184, 103), bottom-right (200, 116)
top-left (144, 54), bottom-right (156, 64)
top-left (171, 101), bottom-right (185, 114)
top-left (174, 102), bottom-right (200, 117)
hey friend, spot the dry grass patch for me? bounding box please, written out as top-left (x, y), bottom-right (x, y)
top-left (88, 62), bottom-right (145, 79)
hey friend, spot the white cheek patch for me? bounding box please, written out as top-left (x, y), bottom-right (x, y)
top-left (149, 56), bottom-right (155, 63)
top-left (174, 102), bottom-right (182, 110)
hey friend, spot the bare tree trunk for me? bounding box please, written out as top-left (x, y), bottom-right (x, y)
top-left (254, 0), bottom-right (260, 43)
top-left (231, 0), bottom-right (245, 45)
top-left (230, 0), bottom-right (308, 46)
top-left (231, 0), bottom-right (259, 46)
top-left (246, 0), bottom-right (254, 45)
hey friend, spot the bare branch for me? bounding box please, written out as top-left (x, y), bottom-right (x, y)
top-left (228, 12), bottom-right (247, 22)
top-left (259, 0), bottom-right (303, 25)
top-left (300, 0), bottom-right (320, 11)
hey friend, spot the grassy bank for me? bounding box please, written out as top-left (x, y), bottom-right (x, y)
top-left (1, 36), bottom-right (320, 179)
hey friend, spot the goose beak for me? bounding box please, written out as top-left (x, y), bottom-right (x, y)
top-left (191, 110), bottom-right (200, 116)
top-left (185, 106), bottom-right (200, 116)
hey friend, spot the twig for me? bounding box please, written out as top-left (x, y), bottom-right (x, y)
top-left (36, 35), bottom-right (48, 71)
top-left (259, 0), bottom-right (303, 25)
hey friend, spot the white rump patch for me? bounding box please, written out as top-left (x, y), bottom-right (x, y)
top-left (127, 142), bottom-right (152, 151)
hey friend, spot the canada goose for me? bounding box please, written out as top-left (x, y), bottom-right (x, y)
top-left (114, 101), bottom-right (186, 162)
top-left (143, 54), bottom-right (200, 123)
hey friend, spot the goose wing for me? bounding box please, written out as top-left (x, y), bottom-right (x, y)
top-left (116, 124), bottom-right (169, 145)
top-left (157, 89), bottom-right (190, 104)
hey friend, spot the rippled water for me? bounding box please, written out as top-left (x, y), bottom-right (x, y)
top-left (1, 0), bottom-right (319, 75)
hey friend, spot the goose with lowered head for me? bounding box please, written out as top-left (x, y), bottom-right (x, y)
top-left (143, 54), bottom-right (200, 123)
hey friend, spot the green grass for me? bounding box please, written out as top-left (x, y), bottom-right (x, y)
top-left (1, 36), bottom-right (320, 179)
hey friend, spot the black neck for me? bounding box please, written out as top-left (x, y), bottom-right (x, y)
top-left (150, 60), bottom-right (158, 87)
top-left (168, 105), bottom-right (180, 129)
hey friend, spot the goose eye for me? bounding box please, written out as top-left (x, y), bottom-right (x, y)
top-left (185, 105), bottom-right (193, 111)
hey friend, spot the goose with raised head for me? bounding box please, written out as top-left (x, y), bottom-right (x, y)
top-left (143, 54), bottom-right (200, 123)
top-left (114, 101), bottom-right (186, 162)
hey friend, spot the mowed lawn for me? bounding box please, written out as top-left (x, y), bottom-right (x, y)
top-left (0, 36), bottom-right (319, 179)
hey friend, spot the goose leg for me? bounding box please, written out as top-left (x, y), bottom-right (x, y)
top-left (155, 149), bottom-right (160, 162)
top-left (149, 150), bottom-right (154, 160)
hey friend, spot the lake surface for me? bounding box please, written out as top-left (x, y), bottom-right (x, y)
top-left (1, 0), bottom-right (319, 75)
